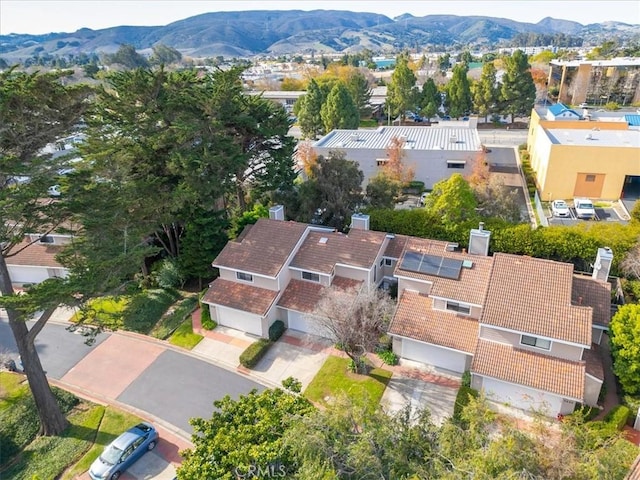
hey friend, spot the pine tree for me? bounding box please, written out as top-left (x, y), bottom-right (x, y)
top-left (500, 50), bottom-right (536, 121)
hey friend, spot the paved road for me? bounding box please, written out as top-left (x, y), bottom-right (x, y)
top-left (0, 319), bottom-right (263, 435)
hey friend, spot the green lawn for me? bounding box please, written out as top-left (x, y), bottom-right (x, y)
top-left (71, 296), bottom-right (129, 329)
top-left (304, 356), bottom-right (392, 408)
top-left (169, 318), bottom-right (204, 349)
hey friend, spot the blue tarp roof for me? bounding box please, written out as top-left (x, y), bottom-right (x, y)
top-left (624, 114), bottom-right (640, 127)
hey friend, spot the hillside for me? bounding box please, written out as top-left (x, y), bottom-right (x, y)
top-left (1, 10), bottom-right (638, 60)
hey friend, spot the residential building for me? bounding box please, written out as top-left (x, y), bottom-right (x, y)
top-left (548, 57), bottom-right (640, 107)
top-left (7, 232), bottom-right (70, 286)
top-left (311, 123), bottom-right (482, 189)
top-left (527, 104), bottom-right (640, 200)
top-left (202, 209), bottom-right (610, 417)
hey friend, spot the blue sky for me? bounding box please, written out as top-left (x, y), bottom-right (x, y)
top-left (1, 1), bottom-right (638, 35)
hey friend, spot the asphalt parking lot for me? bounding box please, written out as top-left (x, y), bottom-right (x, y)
top-left (547, 204), bottom-right (629, 225)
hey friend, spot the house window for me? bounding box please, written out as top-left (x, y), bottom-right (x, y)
top-left (447, 160), bottom-right (466, 169)
top-left (236, 271), bottom-right (253, 282)
top-left (302, 271), bottom-right (320, 282)
top-left (376, 159), bottom-right (387, 166)
top-left (585, 174), bottom-right (596, 182)
top-left (521, 335), bottom-right (551, 350)
top-left (385, 258), bottom-right (393, 266)
top-left (380, 259), bottom-right (384, 267)
top-left (445, 301), bottom-right (471, 315)
top-left (39, 235), bottom-right (54, 244)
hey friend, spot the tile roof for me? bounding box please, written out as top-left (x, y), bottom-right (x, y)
top-left (291, 229), bottom-right (387, 274)
top-left (395, 237), bottom-right (494, 306)
top-left (213, 218), bottom-right (308, 277)
top-left (389, 290), bottom-right (479, 354)
top-left (277, 277), bottom-right (362, 313)
top-left (583, 345), bottom-right (604, 381)
top-left (201, 278), bottom-right (279, 316)
top-left (482, 253), bottom-right (592, 346)
top-left (572, 275), bottom-right (611, 328)
top-left (6, 239), bottom-right (65, 269)
top-left (383, 234), bottom-right (408, 259)
top-left (472, 339), bottom-right (585, 400)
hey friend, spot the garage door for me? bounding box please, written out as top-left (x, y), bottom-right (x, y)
top-left (401, 339), bottom-right (468, 373)
top-left (7, 266), bottom-right (50, 284)
top-left (217, 306), bottom-right (262, 337)
top-left (481, 377), bottom-right (563, 416)
top-left (288, 311), bottom-right (330, 337)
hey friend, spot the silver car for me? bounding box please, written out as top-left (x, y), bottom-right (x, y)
top-left (89, 422), bottom-right (159, 480)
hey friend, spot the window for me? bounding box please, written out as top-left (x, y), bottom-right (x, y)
top-left (585, 174), bottom-right (596, 182)
top-left (521, 335), bottom-right (551, 350)
top-left (39, 235), bottom-right (54, 244)
top-left (385, 258), bottom-right (393, 266)
top-left (302, 271), bottom-right (320, 282)
top-left (447, 160), bottom-right (465, 169)
top-left (376, 159), bottom-right (387, 167)
top-left (380, 259), bottom-right (384, 267)
top-left (445, 301), bottom-right (471, 315)
top-left (236, 272), bottom-right (253, 282)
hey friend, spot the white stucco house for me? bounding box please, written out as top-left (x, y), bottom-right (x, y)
top-left (7, 233), bottom-right (70, 286)
top-left (201, 207), bottom-right (610, 417)
top-left (311, 121), bottom-right (483, 189)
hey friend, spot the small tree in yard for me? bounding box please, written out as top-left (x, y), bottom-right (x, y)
top-left (312, 286), bottom-right (396, 374)
top-left (610, 303), bottom-right (640, 395)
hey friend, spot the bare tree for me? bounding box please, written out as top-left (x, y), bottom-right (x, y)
top-left (620, 244), bottom-right (640, 279)
top-left (312, 285), bottom-right (396, 374)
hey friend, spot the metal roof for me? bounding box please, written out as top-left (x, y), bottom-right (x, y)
top-left (313, 125), bottom-right (481, 151)
top-left (545, 127), bottom-right (640, 147)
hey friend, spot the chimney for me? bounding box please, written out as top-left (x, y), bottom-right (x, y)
top-left (350, 213), bottom-right (370, 230)
top-left (469, 223), bottom-right (491, 256)
top-left (269, 205), bottom-right (285, 221)
top-left (592, 247), bottom-right (613, 282)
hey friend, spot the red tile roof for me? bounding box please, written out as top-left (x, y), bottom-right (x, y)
top-left (395, 237), bottom-right (494, 306)
top-left (277, 277), bottom-right (362, 313)
top-left (384, 234), bottom-right (408, 259)
top-left (6, 239), bottom-right (65, 269)
top-left (213, 218), bottom-right (308, 277)
top-left (389, 290), bottom-right (479, 354)
top-left (572, 275), bottom-right (611, 328)
top-left (472, 339), bottom-right (585, 400)
top-left (201, 278), bottom-right (279, 316)
top-left (482, 253), bottom-right (592, 346)
top-left (291, 229), bottom-right (387, 274)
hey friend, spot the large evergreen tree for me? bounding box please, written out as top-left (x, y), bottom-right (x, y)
top-left (0, 68), bottom-right (92, 435)
top-left (500, 50), bottom-right (537, 120)
top-left (386, 53), bottom-right (418, 121)
top-left (419, 77), bottom-right (441, 121)
top-left (320, 83), bottom-right (360, 132)
top-left (293, 79), bottom-right (326, 139)
top-left (445, 63), bottom-right (473, 118)
top-left (472, 61), bottom-right (500, 121)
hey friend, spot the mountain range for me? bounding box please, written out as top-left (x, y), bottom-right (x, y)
top-left (1, 10), bottom-right (639, 60)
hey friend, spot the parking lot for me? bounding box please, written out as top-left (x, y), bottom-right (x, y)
top-left (546, 202), bottom-right (629, 225)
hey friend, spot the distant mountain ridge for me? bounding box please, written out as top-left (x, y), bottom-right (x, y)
top-left (1, 10), bottom-right (638, 59)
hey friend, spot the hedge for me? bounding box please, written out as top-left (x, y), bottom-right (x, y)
top-left (453, 386), bottom-right (479, 424)
top-left (239, 339), bottom-right (272, 369)
top-left (604, 405), bottom-right (631, 430)
top-left (268, 320), bottom-right (285, 342)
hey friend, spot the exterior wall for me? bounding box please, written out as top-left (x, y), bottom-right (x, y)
top-left (530, 135), bottom-right (640, 200)
top-left (7, 265), bottom-right (68, 284)
top-left (584, 374), bottom-right (603, 407)
top-left (479, 325), bottom-right (584, 361)
top-left (432, 297), bottom-right (482, 320)
top-left (397, 277), bottom-right (432, 295)
top-left (313, 147), bottom-right (478, 189)
top-left (591, 327), bottom-right (604, 345)
top-left (334, 265), bottom-right (370, 283)
top-left (290, 269), bottom-right (331, 287)
top-left (218, 267), bottom-right (279, 290)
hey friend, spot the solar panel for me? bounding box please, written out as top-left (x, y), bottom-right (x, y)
top-left (400, 250), bottom-right (463, 280)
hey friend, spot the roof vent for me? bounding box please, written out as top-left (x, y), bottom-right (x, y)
top-left (349, 133), bottom-right (359, 141)
top-left (445, 243), bottom-right (459, 252)
top-left (319, 237), bottom-right (328, 244)
top-left (462, 260), bottom-right (473, 268)
top-left (449, 135), bottom-right (457, 144)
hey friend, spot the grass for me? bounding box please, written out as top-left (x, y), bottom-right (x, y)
top-left (304, 356), bottom-right (392, 408)
top-left (61, 406), bottom-right (144, 480)
top-left (169, 318), bottom-right (204, 349)
top-left (150, 295), bottom-right (199, 340)
top-left (71, 296), bottom-right (129, 329)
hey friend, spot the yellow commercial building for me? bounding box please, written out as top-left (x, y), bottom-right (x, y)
top-left (527, 107), bottom-right (640, 201)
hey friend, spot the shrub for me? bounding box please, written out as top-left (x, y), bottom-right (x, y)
top-left (569, 404), bottom-right (601, 422)
top-left (377, 350), bottom-right (398, 366)
top-left (150, 296), bottom-right (199, 340)
top-left (461, 370), bottom-right (471, 388)
top-left (121, 288), bottom-right (182, 333)
top-left (268, 320), bottom-right (285, 342)
top-left (404, 180), bottom-right (425, 193)
top-left (152, 258), bottom-right (185, 289)
top-left (200, 305), bottom-right (216, 330)
top-left (282, 376), bottom-right (302, 393)
top-left (453, 386), bottom-right (479, 425)
top-left (239, 339), bottom-right (272, 369)
top-left (604, 405), bottom-right (631, 430)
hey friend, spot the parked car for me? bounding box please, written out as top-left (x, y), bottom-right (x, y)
top-left (419, 192), bottom-right (429, 206)
top-left (89, 422), bottom-right (159, 480)
top-left (551, 199), bottom-right (570, 217)
top-left (573, 198), bottom-right (596, 220)
top-left (47, 185), bottom-right (61, 197)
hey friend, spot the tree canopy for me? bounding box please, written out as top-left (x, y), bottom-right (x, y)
top-left (500, 50), bottom-right (537, 119)
top-left (610, 303), bottom-right (640, 395)
top-left (386, 53), bottom-right (418, 120)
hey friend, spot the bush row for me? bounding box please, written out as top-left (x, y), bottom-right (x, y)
top-left (239, 339), bottom-right (272, 369)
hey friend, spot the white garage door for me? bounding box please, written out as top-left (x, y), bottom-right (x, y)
top-left (288, 311), bottom-right (330, 337)
top-left (401, 339), bottom-right (468, 373)
top-left (481, 377), bottom-right (563, 416)
top-left (7, 266), bottom-right (50, 284)
top-left (217, 306), bottom-right (262, 337)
